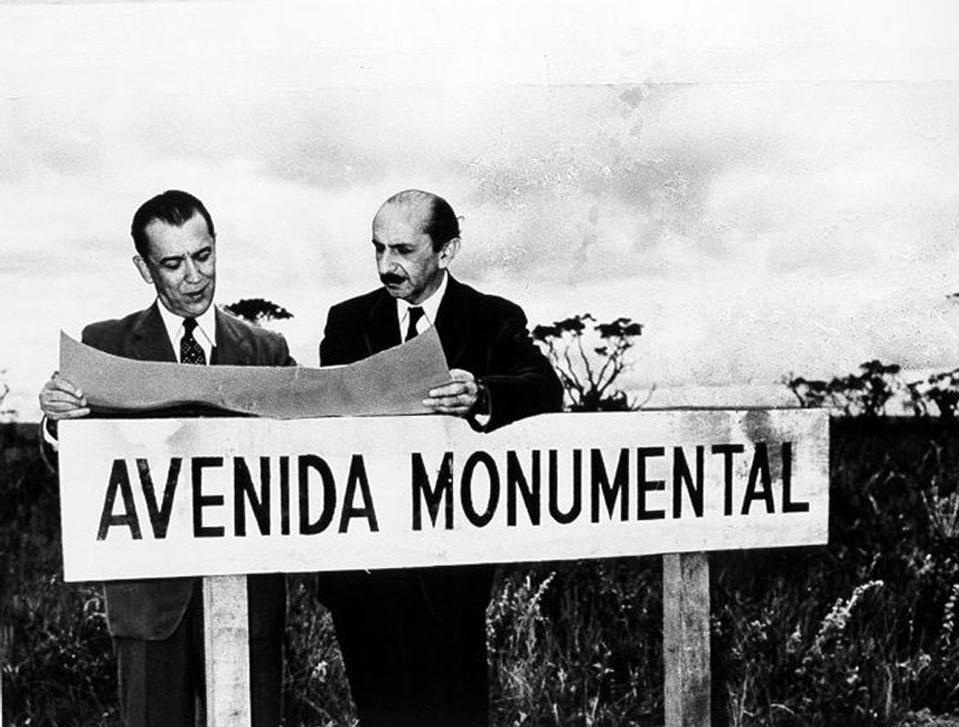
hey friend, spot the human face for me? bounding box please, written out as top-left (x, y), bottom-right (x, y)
top-left (132, 212), bottom-right (216, 318)
top-left (371, 203), bottom-right (457, 304)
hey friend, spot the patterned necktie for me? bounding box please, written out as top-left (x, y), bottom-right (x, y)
top-left (181, 317), bottom-right (207, 365)
top-left (405, 306), bottom-right (425, 342)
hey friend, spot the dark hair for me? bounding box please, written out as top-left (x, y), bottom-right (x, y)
top-left (384, 189), bottom-right (460, 251)
top-left (130, 190), bottom-right (215, 257)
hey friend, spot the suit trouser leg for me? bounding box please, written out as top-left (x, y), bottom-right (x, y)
top-left (327, 571), bottom-right (416, 727)
top-left (325, 567), bottom-right (492, 727)
top-left (248, 574), bottom-right (284, 727)
top-left (413, 566), bottom-right (492, 727)
top-left (114, 589), bottom-right (203, 727)
top-left (115, 576), bottom-right (284, 727)
top-left (417, 599), bottom-right (490, 726)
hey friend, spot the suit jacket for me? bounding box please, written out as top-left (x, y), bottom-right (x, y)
top-left (320, 275), bottom-right (563, 430)
top-left (80, 302), bottom-right (295, 640)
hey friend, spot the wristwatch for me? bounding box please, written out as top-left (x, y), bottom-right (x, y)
top-left (472, 380), bottom-right (491, 416)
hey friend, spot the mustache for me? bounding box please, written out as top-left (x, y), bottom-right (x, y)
top-left (380, 273), bottom-right (405, 285)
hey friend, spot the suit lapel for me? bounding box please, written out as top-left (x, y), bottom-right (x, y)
top-left (130, 303), bottom-right (177, 363)
top-left (364, 290), bottom-right (401, 356)
top-left (434, 276), bottom-right (471, 367)
top-left (212, 307), bottom-right (254, 366)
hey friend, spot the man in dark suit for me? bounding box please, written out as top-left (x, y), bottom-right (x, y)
top-left (319, 189), bottom-right (564, 726)
top-left (39, 190), bottom-right (293, 726)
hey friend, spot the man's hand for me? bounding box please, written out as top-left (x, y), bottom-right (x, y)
top-left (38, 373), bottom-right (90, 421)
top-left (425, 369), bottom-right (487, 418)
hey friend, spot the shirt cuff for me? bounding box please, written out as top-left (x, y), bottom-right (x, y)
top-left (41, 415), bottom-right (59, 451)
top-left (472, 411), bottom-right (491, 428)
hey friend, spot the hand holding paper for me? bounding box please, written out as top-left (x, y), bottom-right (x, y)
top-left (39, 373), bottom-right (90, 420)
top-left (424, 368), bottom-right (481, 416)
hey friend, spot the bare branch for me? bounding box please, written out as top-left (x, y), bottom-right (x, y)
top-left (575, 332), bottom-right (596, 389)
top-left (633, 383), bottom-right (657, 410)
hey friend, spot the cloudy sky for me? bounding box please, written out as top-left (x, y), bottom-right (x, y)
top-left (2, 1), bottom-right (959, 419)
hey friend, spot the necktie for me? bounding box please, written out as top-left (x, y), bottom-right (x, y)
top-left (181, 317), bottom-right (207, 365)
top-left (405, 306), bottom-right (425, 342)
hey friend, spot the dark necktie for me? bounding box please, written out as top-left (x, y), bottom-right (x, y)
top-left (405, 306), bottom-right (425, 342)
top-left (181, 317), bottom-right (207, 365)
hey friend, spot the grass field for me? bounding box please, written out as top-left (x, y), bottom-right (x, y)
top-left (3, 417), bottom-right (959, 726)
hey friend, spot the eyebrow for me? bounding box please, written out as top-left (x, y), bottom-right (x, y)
top-left (371, 238), bottom-right (414, 249)
top-left (156, 245), bottom-right (213, 263)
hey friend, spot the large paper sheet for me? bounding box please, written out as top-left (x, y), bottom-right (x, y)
top-left (59, 326), bottom-right (451, 419)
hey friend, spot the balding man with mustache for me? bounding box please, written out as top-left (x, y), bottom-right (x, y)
top-left (317, 189), bottom-right (563, 727)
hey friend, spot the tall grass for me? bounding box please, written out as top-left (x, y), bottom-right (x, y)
top-left (487, 560), bottom-right (663, 725)
top-left (0, 424), bottom-right (116, 725)
top-left (709, 418), bottom-right (959, 725)
top-left (4, 419), bottom-right (959, 725)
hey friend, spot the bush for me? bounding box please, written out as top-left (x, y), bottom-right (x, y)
top-left (532, 314), bottom-right (646, 412)
top-left (786, 360), bottom-right (903, 416)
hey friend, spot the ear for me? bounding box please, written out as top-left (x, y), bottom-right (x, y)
top-left (132, 255), bottom-right (154, 285)
top-left (438, 237), bottom-right (460, 270)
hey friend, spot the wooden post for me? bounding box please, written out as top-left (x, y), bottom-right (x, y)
top-left (663, 552), bottom-right (711, 727)
top-left (203, 575), bottom-right (251, 727)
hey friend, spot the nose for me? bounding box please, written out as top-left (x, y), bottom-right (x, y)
top-left (377, 249), bottom-right (399, 275)
top-left (183, 257), bottom-right (203, 284)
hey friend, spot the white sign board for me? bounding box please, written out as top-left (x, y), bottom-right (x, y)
top-left (58, 410), bottom-right (829, 581)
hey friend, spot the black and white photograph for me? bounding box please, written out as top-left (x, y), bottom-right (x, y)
top-left (2, 2), bottom-right (959, 725)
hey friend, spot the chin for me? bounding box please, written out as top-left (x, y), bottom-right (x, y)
top-left (181, 299), bottom-right (213, 317)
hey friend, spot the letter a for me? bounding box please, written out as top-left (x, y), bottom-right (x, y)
top-left (97, 459), bottom-right (143, 540)
top-left (339, 455), bottom-right (379, 533)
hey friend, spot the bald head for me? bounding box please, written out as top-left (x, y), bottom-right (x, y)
top-left (375, 189), bottom-right (460, 252)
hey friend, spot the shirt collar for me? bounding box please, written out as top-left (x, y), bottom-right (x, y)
top-left (397, 270), bottom-right (448, 332)
top-left (155, 299), bottom-right (217, 353)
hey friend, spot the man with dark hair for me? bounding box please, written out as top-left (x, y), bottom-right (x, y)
top-left (129, 188), bottom-right (217, 257)
top-left (319, 189), bottom-right (563, 726)
top-left (39, 189), bottom-right (293, 726)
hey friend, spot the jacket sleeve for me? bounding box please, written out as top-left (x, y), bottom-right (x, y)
top-left (272, 331), bottom-right (296, 367)
top-left (318, 305), bottom-right (351, 367)
top-left (39, 323), bottom-right (104, 466)
top-left (481, 307), bottom-right (564, 430)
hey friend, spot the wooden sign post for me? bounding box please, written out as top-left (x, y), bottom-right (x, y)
top-left (57, 409), bottom-right (829, 726)
top-left (664, 552), bottom-right (712, 727)
top-left (203, 575), bottom-right (251, 727)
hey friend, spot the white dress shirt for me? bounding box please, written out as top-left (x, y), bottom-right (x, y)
top-left (396, 271), bottom-right (448, 341)
top-left (155, 299), bottom-right (217, 363)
